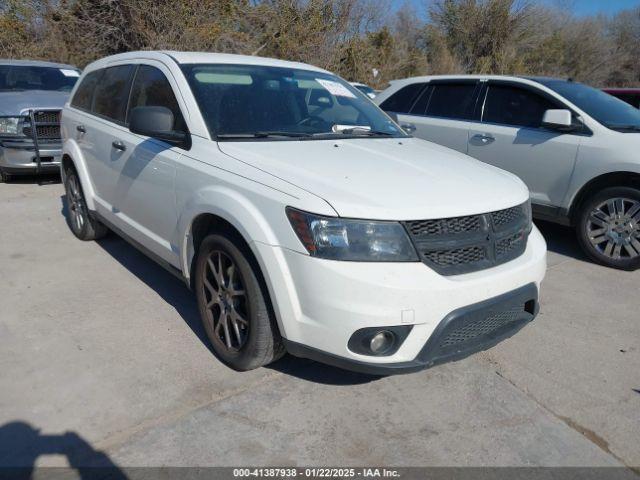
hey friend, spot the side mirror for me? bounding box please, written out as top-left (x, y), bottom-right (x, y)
top-left (129, 106), bottom-right (190, 149)
top-left (542, 109), bottom-right (575, 132)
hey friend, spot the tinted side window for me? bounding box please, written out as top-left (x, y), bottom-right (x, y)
top-left (128, 65), bottom-right (186, 131)
top-left (71, 70), bottom-right (102, 111)
top-left (615, 93), bottom-right (640, 109)
top-left (409, 86), bottom-right (432, 115)
top-left (379, 83), bottom-right (425, 114)
top-left (483, 84), bottom-right (558, 128)
top-left (425, 83), bottom-right (477, 120)
top-left (92, 65), bottom-right (134, 123)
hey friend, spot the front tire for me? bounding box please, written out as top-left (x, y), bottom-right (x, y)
top-left (64, 168), bottom-right (108, 241)
top-left (576, 186), bottom-right (640, 270)
top-left (195, 232), bottom-right (284, 371)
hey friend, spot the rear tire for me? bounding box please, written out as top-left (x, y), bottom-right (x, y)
top-left (195, 232), bottom-right (284, 371)
top-left (63, 168), bottom-right (108, 241)
top-left (576, 186), bottom-right (640, 270)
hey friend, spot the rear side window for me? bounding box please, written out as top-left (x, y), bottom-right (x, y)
top-left (92, 65), bottom-right (135, 123)
top-left (425, 83), bottom-right (477, 120)
top-left (483, 84), bottom-right (558, 128)
top-left (71, 70), bottom-right (102, 111)
top-left (379, 83), bottom-right (426, 113)
top-left (128, 65), bottom-right (186, 131)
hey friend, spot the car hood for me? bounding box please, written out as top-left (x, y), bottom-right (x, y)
top-left (0, 90), bottom-right (70, 115)
top-left (218, 137), bottom-right (529, 220)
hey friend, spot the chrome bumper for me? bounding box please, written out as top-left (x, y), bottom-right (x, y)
top-left (0, 140), bottom-right (62, 174)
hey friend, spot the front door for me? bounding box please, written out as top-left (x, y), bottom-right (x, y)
top-left (467, 82), bottom-right (582, 208)
top-left (109, 63), bottom-right (189, 266)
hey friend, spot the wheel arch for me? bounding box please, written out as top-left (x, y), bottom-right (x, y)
top-left (185, 210), bottom-right (293, 339)
top-left (568, 171), bottom-right (640, 225)
top-left (60, 141), bottom-right (97, 211)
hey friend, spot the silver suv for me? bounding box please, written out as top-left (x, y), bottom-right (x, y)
top-left (377, 75), bottom-right (640, 270)
top-left (0, 59), bottom-right (80, 182)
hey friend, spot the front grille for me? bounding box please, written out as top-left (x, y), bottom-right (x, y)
top-left (403, 202), bottom-right (531, 276)
top-left (23, 110), bottom-right (61, 140)
top-left (407, 215), bottom-right (481, 236)
top-left (24, 125), bottom-right (61, 139)
top-left (424, 246), bottom-right (485, 267)
top-left (491, 205), bottom-right (525, 227)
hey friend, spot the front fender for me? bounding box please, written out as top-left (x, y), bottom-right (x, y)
top-left (176, 184), bottom-right (309, 279)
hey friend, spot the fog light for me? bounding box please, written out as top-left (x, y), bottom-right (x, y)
top-left (369, 331), bottom-right (394, 354)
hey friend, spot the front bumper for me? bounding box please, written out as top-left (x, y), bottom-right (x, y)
top-left (254, 225), bottom-right (547, 374)
top-left (0, 140), bottom-right (62, 174)
top-left (284, 282), bottom-right (538, 375)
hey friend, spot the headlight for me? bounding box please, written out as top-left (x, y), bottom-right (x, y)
top-left (0, 116), bottom-right (26, 136)
top-left (287, 208), bottom-right (418, 262)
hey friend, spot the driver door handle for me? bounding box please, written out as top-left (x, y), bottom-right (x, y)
top-left (76, 125), bottom-right (86, 133)
top-left (112, 140), bottom-right (126, 151)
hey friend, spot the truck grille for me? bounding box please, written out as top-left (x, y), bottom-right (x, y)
top-left (403, 202), bottom-right (531, 276)
top-left (23, 110), bottom-right (61, 140)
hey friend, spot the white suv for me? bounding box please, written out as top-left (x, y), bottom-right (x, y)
top-left (61, 52), bottom-right (546, 374)
top-left (376, 75), bottom-right (640, 270)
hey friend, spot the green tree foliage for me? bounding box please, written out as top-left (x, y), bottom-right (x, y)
top-left (1, 0), bottom-right (638, 88)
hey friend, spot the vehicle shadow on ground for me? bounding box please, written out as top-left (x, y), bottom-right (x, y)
top-left (535, 220), bottom-right (588, 261)
top-left (3, 173), bottom-right (60, 185)
top-left (0, 421), bottom-right (127, 478)
top-left (89, 226), bottom-right (377, 386)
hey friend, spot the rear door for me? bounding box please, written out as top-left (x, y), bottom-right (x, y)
top-left (411, 80), bottom-right (481, 154)
top-left (467, 81), bottom-right (582, 208)
top-left (85, 64), bottom-right (136, 210)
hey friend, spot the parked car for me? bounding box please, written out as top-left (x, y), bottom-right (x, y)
top-left (350, 82), bottom-right (377, 99)
top-left (376, 75), bottom-right (640, 270)
top-left (0, 59), bottom-right (81, 182)
top-left (602, 88), bottom-right (640, 109)
top-left (60, 52), bottom-right (546, 374)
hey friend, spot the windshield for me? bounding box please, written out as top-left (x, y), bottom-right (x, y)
top-left (181, 64), bottom-right (403, 140)
top-left (540, 80), bottom-right (640, 132)
top-left (354, 84), bottom-right (375, 96)
top-left (0, 65), bottom-right (80, 92)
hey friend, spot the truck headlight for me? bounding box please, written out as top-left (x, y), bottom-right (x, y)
top-left (287, 208), bottom-right (418, 262)
top-left (0, 116), bottom-right (25, 136)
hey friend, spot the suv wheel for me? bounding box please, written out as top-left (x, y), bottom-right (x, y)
top-left (64, 168), bottom-right (108, 241)
top-left (195, 233), bottom-right (284, 371)
top-left (577, 186), bottom-right (640, 270)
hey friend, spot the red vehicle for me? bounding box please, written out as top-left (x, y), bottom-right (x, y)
top-left (602, 88), bottom-right (640, 108)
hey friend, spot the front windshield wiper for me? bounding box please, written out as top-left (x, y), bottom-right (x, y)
top-left (319, 126), bottom-right (397, 137)
top-left (606, 124), bottom-right (640, 132)
top-left (340, 127), bottom-right (395, 136)
top-left (217, 131), bottom-right (312, 139)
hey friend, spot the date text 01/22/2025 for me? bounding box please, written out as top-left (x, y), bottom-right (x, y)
top-left (233, 468), bottom-right (401, 478)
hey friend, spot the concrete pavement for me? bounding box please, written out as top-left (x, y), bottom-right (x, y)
top-left (0, 178), bottom-right (638, 471)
